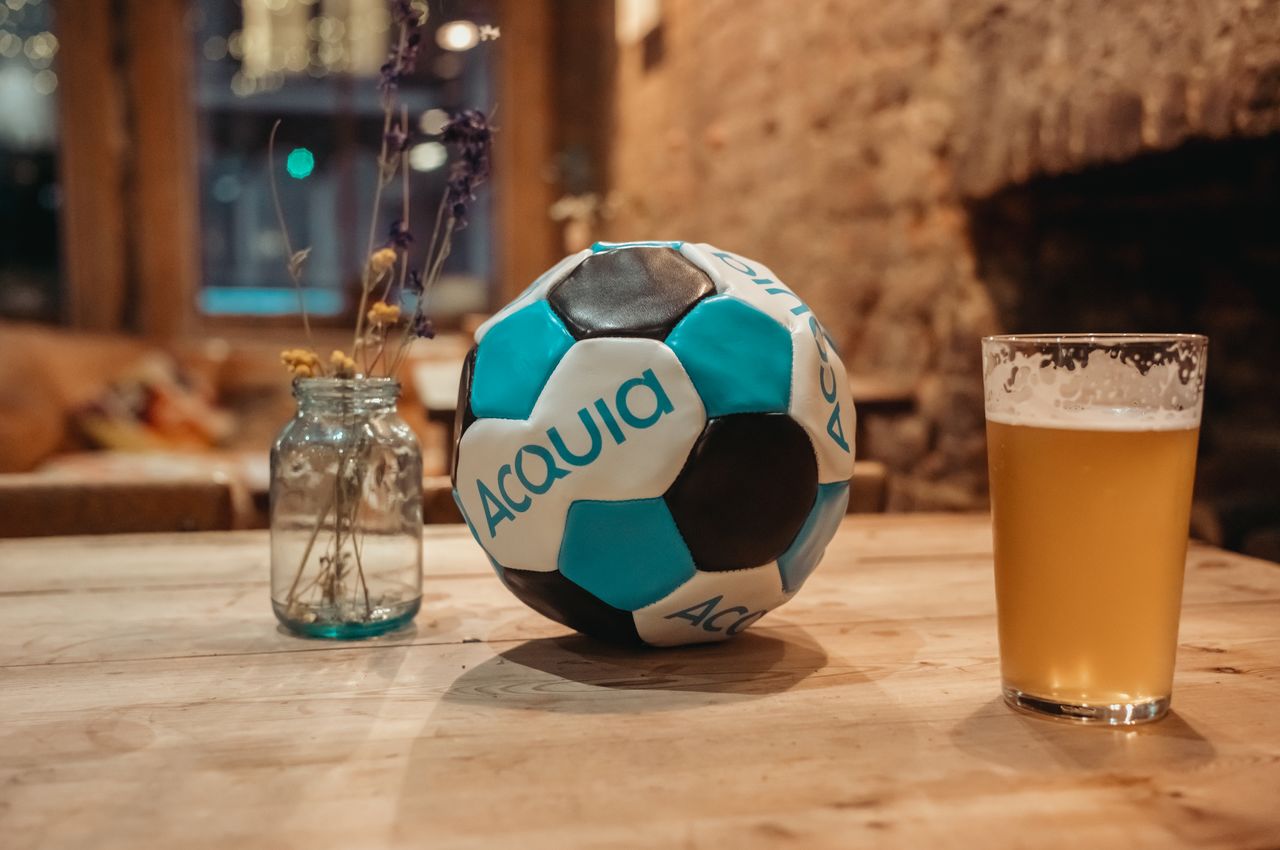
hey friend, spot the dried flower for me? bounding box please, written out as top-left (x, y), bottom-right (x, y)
top-left (379, 29), bottom-right (423, 93)
top-left (367, 301), bottom-right (401, 326)
top-left (405, 268), bottom-right (423, 294)
top-left (330, 350), bottom-right (358, 377)
top-left (269, 1), bottom-right (497, 388)
top-left (281, 348), bottom-right (322, 378)
top-left (388, 218), bottom-right (413, 249)
top-left (441, 109), bottom-right (494, 230)
top-left (411, 313), bottom-right (436, 339)
top-left (369, 247), bottom-right (398, 275)
top-left (384, 124), bottom-right (409, 154)
top-left (391, 0), bottom-right (425, 26)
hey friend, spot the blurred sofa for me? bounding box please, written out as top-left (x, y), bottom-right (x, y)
top-left (0, 321), bottom-right (462, 536)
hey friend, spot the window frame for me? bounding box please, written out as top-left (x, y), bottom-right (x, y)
top-left (56, 0), bottom-right (558, 340)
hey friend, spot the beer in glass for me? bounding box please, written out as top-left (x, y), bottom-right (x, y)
top-left (982, 334), bottom-right (1207, 724)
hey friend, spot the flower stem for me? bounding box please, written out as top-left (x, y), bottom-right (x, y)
top-left (390, 216), bottom-right (455, 373)
top-left (350, 517), bottom-right (373, 618)
top-left (268, 120), bottom-right (314, 351)
top-left (284, 488), bottom-right (336, 607)
top-left (352, 24), bottom-right (408, 363)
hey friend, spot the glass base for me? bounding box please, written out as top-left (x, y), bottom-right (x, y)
top-left (1002, 686), bottom-right (1170, 726)
top-left (273, 596), bottom-right (420, 640)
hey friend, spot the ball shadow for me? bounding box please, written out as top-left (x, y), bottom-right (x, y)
top-left (439, 625), bottom-right (831, 715)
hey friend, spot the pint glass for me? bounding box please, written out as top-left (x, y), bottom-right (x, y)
top-left (982, 334), bottom-right (1208, 724)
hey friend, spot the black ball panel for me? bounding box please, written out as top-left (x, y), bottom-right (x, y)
top-left (501, 567), bottom-right (644, 646)
top-left (664, 414), bottom-right (818, 572)
top-left (547, 246), bottom-right (715, 340)
top-left (450, 346), bottom-right (478, 489)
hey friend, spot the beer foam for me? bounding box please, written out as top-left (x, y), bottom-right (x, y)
top-left (984, 343), bottom-right (1204, 431)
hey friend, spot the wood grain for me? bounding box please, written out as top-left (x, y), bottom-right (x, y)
top-left (1, 515), bottom-right (1278, 850)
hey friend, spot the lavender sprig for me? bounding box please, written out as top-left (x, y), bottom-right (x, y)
top-left (353, 10), bottom-right (424, 368)
top-left (388, 218), bottom-right (413, 249)
top-left (378, 29), bottom-right (422, 93)
top-left (270, 0), bottom-right (497, 381)
top-left (440, 109), bottom-right (494, 230)
top-left (383, 124), bottom-right (409, 154)
top-left (391, 0), bottom-right (422, 25)
top-left (411, 314), bottom-right (436, 340)
top-left (387, 109), bottom-right (495, 372)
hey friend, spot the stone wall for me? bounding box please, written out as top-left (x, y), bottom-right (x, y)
top-left (602, 0), bottom-right (1280, 509)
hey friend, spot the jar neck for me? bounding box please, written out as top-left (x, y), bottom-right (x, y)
top-left (293, 378), bottom-right (400, 415)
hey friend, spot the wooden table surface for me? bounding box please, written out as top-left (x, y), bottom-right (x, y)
top-left (2, 515), bottom-right (1278, 849)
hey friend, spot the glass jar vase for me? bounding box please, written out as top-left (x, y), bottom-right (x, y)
top-left (270, 378), bottom-right (422, 638)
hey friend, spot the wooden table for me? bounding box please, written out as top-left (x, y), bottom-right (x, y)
top-left (3, 515), bottom-right (1278, 849)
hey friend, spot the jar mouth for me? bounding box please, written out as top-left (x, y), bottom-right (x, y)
top-left (292, 376), bottom-right (401, 403)
top-left (293, 376), bottom-right (399, 387)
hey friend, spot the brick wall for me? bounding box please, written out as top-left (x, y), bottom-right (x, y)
top-left (603, 0), bottom-right (1280, 509)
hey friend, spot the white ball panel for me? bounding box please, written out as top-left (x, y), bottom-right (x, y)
top-left (633, 563), bottom-right (791, 647)
top-left (455, 338), bottom-right (706, 572)
top-left (692, 242), bottom-right (857, 482)
top-left (694, 243), bottom-right (805, 332)
top-left (790, 320), bottom-right (857, 483)
top-left (676, 242), bottom-right (726, 292)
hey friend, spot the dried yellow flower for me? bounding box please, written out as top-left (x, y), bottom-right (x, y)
top-left (368, 247), bottom-right (398, 276)
top-left (330, 349), bottom-right (357, 377)
top-left (280, 348), bottom-right (322, 377)
top-left (366, 300), bottom-right (402, 326)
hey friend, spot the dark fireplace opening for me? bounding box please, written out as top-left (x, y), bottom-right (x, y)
top-left (966, 135), bottom-right (1280, 560)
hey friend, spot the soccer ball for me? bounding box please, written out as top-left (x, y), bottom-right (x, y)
top-left (451, 241), bottom-right (856, 647)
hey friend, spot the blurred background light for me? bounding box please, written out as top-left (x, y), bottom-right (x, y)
top-left (211, 174), bottom-right (242, 203)
top-left (203, 35), bottom-right (228, 61)
top-left (418, 108), bottom-right (449, 135)
top-left (408, 141), bottom-right (447, 172)
top-left (31, 68), bottom-right (54, 95)
top-left (0, 64), bottom-right (53, 148)
top-left (0, 31), bottom-right (21, 58)
top-left (436, 20), bottom-right (478, 52)
top-left (285, 146), bottom-right (315, 179)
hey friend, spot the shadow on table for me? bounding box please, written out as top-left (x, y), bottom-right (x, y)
top-left (437, 623), bottom-right (835, 715)
top-left (394, 624), bottom-right (893, 838)
top-left (950, 696), bottom-right (1217, 771)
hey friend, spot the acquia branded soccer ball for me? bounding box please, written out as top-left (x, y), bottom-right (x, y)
top-left (451, 241), bottom-right (856, 647)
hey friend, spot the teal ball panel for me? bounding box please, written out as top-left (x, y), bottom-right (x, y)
top-left (471, 300), bottom-right (574, 420)
top-left (777, 481), bottom-right (850, 593)
top-left (665, 295), bottom-right (793, 417)
top-left (558, 497), bottom-right (697, 611)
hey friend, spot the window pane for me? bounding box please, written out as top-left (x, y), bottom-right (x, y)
top-left (0, 0), bottom-right (60, 322)
top-left (192, 0), bottom-right (495, 319)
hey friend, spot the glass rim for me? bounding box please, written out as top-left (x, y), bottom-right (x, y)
top-left (291, 376), bottom-right (401, 400)
top-left (982, 333), bottom-right (1207, 345)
